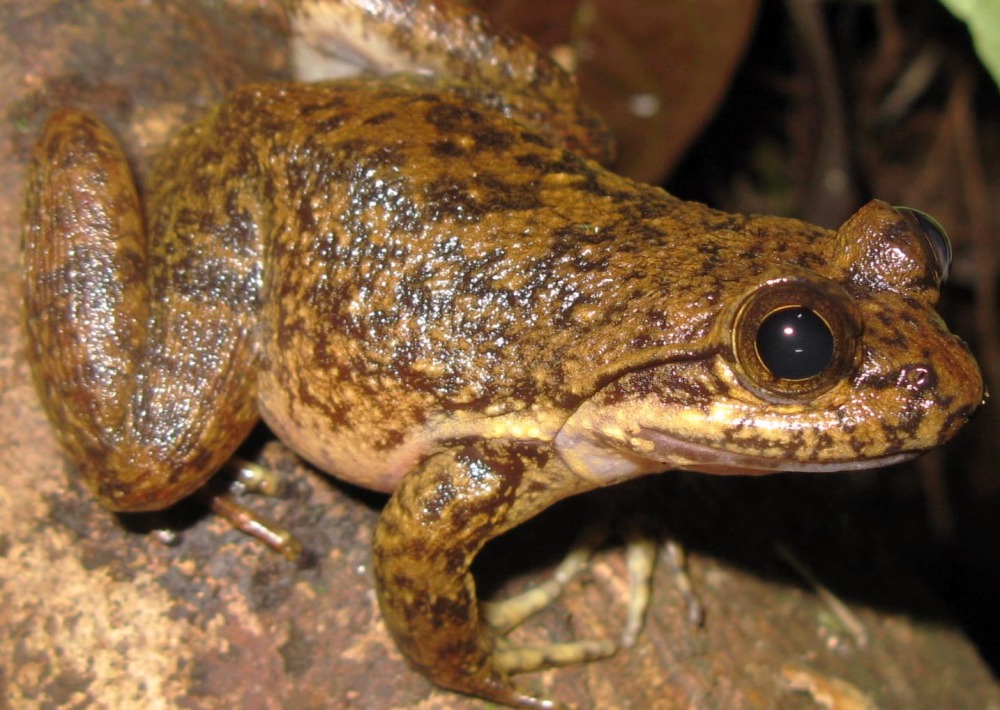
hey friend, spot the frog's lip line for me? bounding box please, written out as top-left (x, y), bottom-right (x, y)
top-left (643, 432), bottom-right (921, 475)
top-left (686, 453), bottom-right (919, 476)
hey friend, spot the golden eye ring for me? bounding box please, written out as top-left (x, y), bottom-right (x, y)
top-left (730, 277), bottom-right (860, 401)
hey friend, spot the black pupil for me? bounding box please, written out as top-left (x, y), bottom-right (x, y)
top-left (755, 307), bottom-right (834, 380)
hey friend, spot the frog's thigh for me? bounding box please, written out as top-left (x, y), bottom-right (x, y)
top-left (373, 442), bottom-right (594, 708)
top-left (24, 109), bottom-right (286, 548)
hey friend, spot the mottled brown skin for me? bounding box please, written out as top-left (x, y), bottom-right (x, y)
top-left (287, 0), bottom-right (613, 163)
top-left (21, 1), bottom-right (984, 708)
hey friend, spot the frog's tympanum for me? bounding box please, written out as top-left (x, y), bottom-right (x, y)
top-left (22, 0), bottom-right (983, 706)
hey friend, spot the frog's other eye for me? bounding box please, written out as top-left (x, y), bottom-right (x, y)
top-left (894, 206), bottom-right (952, 284)
top-left (731, 278), bottom-right (860, 401)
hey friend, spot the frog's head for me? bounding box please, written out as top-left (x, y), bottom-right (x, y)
top-left (555, 200), bottom-right (985, 483)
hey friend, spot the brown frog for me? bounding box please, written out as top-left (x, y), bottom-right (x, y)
top-left (21, 0), bottom-right (983, 707)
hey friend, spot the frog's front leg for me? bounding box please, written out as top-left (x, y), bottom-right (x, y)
top-left (374, 441), bottom-right (607, 708)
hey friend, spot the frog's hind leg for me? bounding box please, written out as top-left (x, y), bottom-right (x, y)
top-left (22, 109), bottom-right (273, 539)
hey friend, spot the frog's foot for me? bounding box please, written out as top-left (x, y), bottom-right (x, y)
top-left (483, 522), bottom-right (610, 634)
top-left (194, 458), bottom-right (305, 563)
top-left (484, 515), bottom-right (703, 669)
top-left (479, 517), bottom-right (664, 677)
top-left (483, 523), bottom-right (617, 676)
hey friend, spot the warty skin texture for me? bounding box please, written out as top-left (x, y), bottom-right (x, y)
top-left (22, 1), bottom-right (984, 706)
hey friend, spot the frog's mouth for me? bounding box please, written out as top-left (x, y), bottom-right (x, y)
top-left (554, 347), bottom-right (979, 486)
top-left (553, 419), bottom-right (922, 487)
top-left (633, 429), bottom-right (921, 477)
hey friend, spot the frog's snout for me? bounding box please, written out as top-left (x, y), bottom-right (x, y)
top-left (913, 333), bottom-right (986, 442)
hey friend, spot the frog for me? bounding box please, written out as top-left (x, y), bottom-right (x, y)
top-left (21, 0), bottom-right (984, 707)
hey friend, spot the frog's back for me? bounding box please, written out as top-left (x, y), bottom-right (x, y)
top-left (172, 80), bottom-right (719, 490)
top-left (155, 79), bottom-right (826, 492)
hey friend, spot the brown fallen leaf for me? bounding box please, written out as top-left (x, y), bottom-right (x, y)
top-left (476, 0), bottom-right (761, 182)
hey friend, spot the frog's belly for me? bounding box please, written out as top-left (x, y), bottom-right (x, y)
top-left (255, 387), bottom-right (424, 493)
top-left (255, 372), bottom-right (566, 493)
top-left (266, 416), bottom-right (420, 493)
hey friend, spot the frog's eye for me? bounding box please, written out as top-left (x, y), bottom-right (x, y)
top-left (731, 278), bottom-right (860, 401)
top-left (894, 206), bottom-right (952, 284)
top-left (755, 307), bottom-right (833, 380)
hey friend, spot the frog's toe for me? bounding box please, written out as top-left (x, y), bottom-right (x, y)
top-left (483, 517), bottom-right (667, 653)
top-left (225, 456), bottom-right (284, 496)
top-left (662, 537), bottom-right (705, 628)
top-left (194, 458), bottom-right (305, 563)
top-left (620, 517), bottom-right (704, 645)
top-left (498, 690), bottom-right (561, 710)
top-left (494, 639), bottom-right (617, 675)
top-left (201, 489), bottom-right (305, 563)
top-left (483, 521), bottom-right (608, 632)
top-left (621, 518), bottom-right (657, 647)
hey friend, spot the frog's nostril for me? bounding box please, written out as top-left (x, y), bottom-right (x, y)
top-left (897, 365), bottom-right (936, 391)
